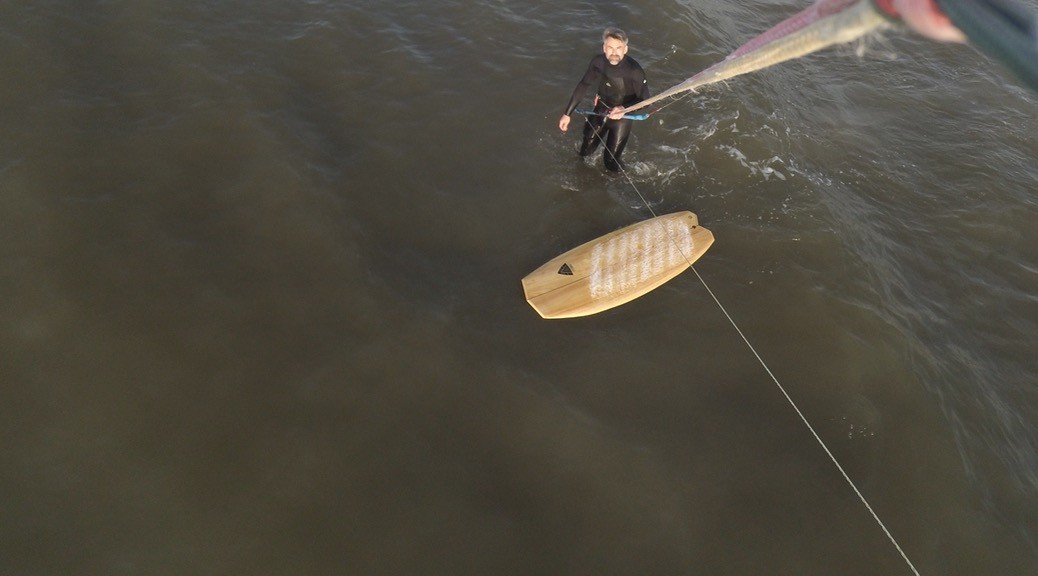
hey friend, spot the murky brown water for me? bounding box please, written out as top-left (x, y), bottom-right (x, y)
top-left (3, 1), bottom-right (1037, 573)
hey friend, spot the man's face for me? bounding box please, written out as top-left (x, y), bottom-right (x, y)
top-left (602, 37), bottom-right (628, 65)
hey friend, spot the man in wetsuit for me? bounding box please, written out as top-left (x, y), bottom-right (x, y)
top-left (558, 27), bottom-right (650, 172)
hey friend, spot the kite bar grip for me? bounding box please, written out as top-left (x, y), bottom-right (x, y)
top-left (574, 108), bottom-right (650, 121)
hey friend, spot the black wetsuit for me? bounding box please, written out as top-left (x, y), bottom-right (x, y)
top-left (564, 53), bottom-right (650, 171)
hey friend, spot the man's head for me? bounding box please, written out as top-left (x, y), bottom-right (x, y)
top-left (601, 27), bottom-right (629, 65)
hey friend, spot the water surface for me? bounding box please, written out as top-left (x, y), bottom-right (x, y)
top-left (2, 1), bottom-right (1036, 574)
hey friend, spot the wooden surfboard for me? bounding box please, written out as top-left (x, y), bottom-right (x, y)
top-left (522, 211), bottom-right (714, 319)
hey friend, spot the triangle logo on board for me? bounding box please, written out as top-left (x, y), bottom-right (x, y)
top-left (558, 263), bottom-right (574, 276)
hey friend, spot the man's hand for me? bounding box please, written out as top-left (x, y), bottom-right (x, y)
top-left (558, 114), bottom-right (571, 131)
top-left (607, 106), bottom-right (626, 120)
top-left (892, 0), bottom-right (966, 42)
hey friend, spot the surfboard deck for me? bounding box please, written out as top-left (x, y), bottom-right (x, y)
top-left (522, 211), bottom-right (714, 319)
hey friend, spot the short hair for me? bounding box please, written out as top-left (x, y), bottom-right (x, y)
top-left (602, 27), bottom-right (628, 44)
